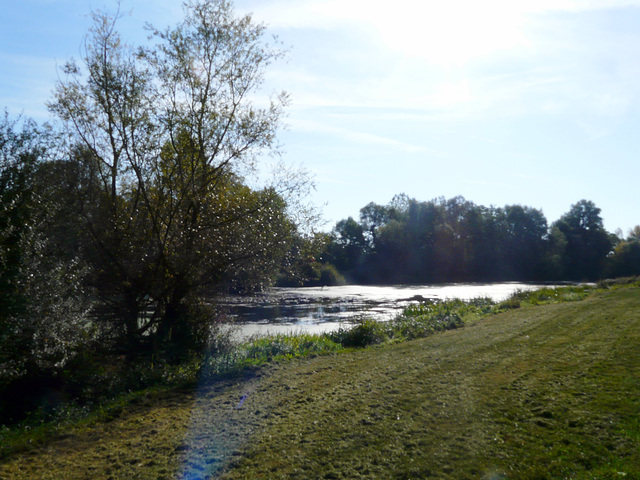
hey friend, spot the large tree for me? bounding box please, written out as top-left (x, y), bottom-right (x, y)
top-left (502, 205), bottom-right (548, 280)
top-left (48, 0), bottom-right (303, 357)
top-left (328, 216), bottom-right (368, 279)
top-left (550, 200), bottom-right (612, 280)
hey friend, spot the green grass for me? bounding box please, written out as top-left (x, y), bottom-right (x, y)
top-left (1, 283), bottom-right (638, 479)
top-left (215, 286), bottom-right (639, 479)
top-left (202, 331), bottom-right (344, 377)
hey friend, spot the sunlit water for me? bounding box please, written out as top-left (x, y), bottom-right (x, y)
top-left (220, 283), bottom-right (552, 339)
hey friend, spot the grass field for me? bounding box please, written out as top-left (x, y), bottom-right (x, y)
top-left (1, 285), bottom-right (639, 479)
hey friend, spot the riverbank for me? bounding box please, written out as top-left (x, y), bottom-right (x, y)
top-left (1, 284), bottom-right (639, 479)
top-left (219, 282), bottom-right (567, 339)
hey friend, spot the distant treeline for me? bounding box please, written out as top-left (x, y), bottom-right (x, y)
top-left (317, 194), bottom-right (640, 284)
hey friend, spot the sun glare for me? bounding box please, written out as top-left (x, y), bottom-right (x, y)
top-left (314, 0), bottom-right (530, 66)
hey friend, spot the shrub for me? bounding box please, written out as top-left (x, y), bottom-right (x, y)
top-left (318, 264), bottom-right (346, 286)
top-left (201, 331), bottom-right (342, 378)
top-left (275, 262), bottom-right (346, 288)
top-left (327, 319), bottom-right (390, 348)
top-left (391, 310), bottom-right (464, 340)
top-left (497, 297), bottom-right (522, 310)
top-left (390, 316), bottom-right (435, 340)
top-left (467, 296), bottom-right (496, 312)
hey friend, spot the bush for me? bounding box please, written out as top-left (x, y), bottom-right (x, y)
top-left (505, 285), bottom-right (592, 306)
top-left (391, 310), bottom-right (464, 340)
top-left (327, 319), bottom-right (390, 348)
top-left (497, 297), bottom-right (522, 310)
top-left (152, 301), bottom-right (227, 363)
top-left (275, 262), bottom-right (346, 288)
top-left (318, 264), bottom-right (346, 286)
top-left (389, 316), bottom-right (436, 340)
top-left (466, 296), bottom-right (496, 313)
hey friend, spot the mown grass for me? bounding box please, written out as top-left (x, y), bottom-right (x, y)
top-left (215, 285), bottom-right (640, 480)
top-left (0, 284), bottom-right (596, 460)
top-left (1, 281), bottom-right (638, 479)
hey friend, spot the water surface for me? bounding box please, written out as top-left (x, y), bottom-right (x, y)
top-left (221, 283), bottom-right (549, 339)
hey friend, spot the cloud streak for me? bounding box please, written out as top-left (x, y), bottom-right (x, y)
top-left (291, 117), bottom-right (436, 154)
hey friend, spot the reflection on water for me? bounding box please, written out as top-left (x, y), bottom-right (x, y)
top-left (220, 283), bottom-right (550, 339)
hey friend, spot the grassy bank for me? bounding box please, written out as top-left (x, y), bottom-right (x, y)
top-left (1, 284), bottom-right (639, 479)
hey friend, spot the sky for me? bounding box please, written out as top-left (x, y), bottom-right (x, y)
top-left (1, 1), bottom-right (640, 236)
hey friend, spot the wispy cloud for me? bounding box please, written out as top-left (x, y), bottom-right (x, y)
top-left (291, 117), bottom-right (435, 154)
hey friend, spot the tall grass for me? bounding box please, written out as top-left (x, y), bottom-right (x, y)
top-left (500, 285), bottom-right (593, 308)
top-left (201, 331), bottom-right (343, 378)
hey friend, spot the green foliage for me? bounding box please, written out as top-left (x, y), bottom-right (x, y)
top-left (391, 300), bottom-right (466, 340)
top-left (496, 296), bottom-right (522, 309)
top-left (318, 263), bottom-right (346, 286)
top-left (322, 195), bottom-right (619, 284)
top-left (42, 0), bottom-right (308, 361)
top-left (277, 246), bottom-right (346, 288)
top-left (327, 301), bottom-right (470, 348)
top-left (325, 217), bottom-right (368, 279)
top-left (0, 113), bottom-right (36, 320)
top-left (276, 232), bottom-right (332, 287)
top-left (299, 262), bottom-right (346, 287)
top-left (466, 295), bottom-right (497, 311)
top-left (0, 114), bottom-right (99, 425)
top-left (597, 276), bottom-right (640, 289)
top-left (201, 332), bottom-right (342, 378)
top-left (327, 318), bottom-right (391, 348)
top-left (507, 286), bottom-right (593, 306)
top-left (551, 200), bottom-right (613, 280)
top-left (243, 332), bottom-right (341, 361)
top-left (607, 240), bottom-right (640, 278)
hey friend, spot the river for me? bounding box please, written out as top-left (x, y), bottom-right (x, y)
top-left (219, 283), bottom-right (552, 339)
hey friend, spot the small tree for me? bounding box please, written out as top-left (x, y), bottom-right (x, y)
top-left (0, 112), bottom-right (40, 322)
top-left (0, 113), bottom-right (95, 417)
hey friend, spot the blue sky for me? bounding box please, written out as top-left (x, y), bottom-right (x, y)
top-left (2, 1), bottom-right (640, 235)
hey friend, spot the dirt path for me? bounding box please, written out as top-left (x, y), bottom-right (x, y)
top-left (0, 369), bottom-right (291, 480)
